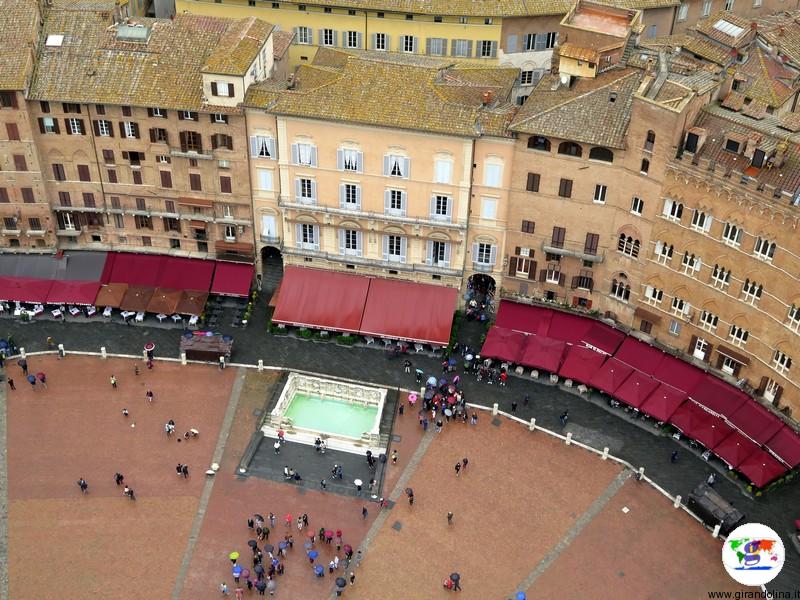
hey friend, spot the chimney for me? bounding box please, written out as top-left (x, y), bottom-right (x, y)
top-left (481, 90), bottom-right (493, 106)
top-left (773, 141), bottom-right (788, 168)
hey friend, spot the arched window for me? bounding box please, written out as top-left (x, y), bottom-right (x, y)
top-left (557, 141), bottom-right (582, 157)
top-left (640, 158), bottom-right (650, 174)
top-left (611, 278), bottom-right (631, 302)
top-left (588, 147), bottom-right (614, 162)
top-left (645, 130), bottom-right (656, 151)
top-left (527, 136), bottom-right (551, 151)
top-left (617, 234), bottom-right (640, 258)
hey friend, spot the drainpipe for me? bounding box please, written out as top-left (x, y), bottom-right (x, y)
top-left (462, 135), bottom-right (478, 293)
top-left (84, 102), bottom-right (112, 251)
top-left (243, 108), bottom-right (258, 274)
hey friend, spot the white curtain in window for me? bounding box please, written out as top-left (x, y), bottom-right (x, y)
top-left (299, 144), bottom-right (312, 165)
top-left (343, 149), bottom-right (358, 170)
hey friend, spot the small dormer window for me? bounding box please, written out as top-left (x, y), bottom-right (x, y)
top-left (724, 137), bottom-right (741, 153)
top-left (211, 82), bottom-right (234, 97)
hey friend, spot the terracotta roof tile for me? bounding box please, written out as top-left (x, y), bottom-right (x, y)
top-left (695, 11), bottom-right (753, 45)
top-left (779, 111), bottom-right (800, 132)
top-left (272, 29), bottom-right (295, 59)
top-left (741, 99), bottom-right (768, 119)
top-left (509, 68), bottom-right (642, 148)
top-left (734, 47), bottom-right (797, 107)
top-left (560, 43), bottom-right (600, 63)
top-left (0, 0), bottom-right (40, 90)
top-left (203, 17), bottom-right (273, 75)
top-left (756, 10), bottom-right (800, 67)
top-left (721, 90), bottom-right (746, 111)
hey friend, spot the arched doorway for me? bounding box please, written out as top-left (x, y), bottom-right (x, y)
top-left (260, 245), bottom-right (283, 296)
top-left (465, 273), bottom-right (496, 322)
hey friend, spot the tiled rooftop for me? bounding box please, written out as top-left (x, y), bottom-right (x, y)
top-left (695, 11), bottom-right (753, 46)
top-left (510, 69), bottom-right (642, 149)
top-left (0, 0), bottom-right (40, 90)
top-left (734, 47), bottom-right (797, 108)
top-left (245, 49), bottom-right (518, 137)
top-left (756, 10), bottom-right (800, 67)
top-left (203, 17), bottom-right (274, 76)
top-left (29, 11), bottom-right (271, 110)
top-left (272, 29), bottom-right (295, 59)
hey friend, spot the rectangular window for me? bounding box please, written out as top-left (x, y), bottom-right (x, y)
top-left (630, 196), bottom-right (644, 215)
top-left (136, 197), bottom-right (147, 211)
top-left (102, 149), bottom-right (114, 164)
top-left (77, 165), bottom-right (90, 181)
top-left (431, 195), bottom-right (451, 221)
top-left (250, 135), bottom-right (276, 159)
top-left (3, 217), bottom-right (18, 231)
top-left (180, 111), bottom-right (197, 121)
top-left (558, 178), bottom-right (572, 198)
top-left (484, 163), bottom-right (502, 187)
top-left (546, 264), bottom-right (561, 284)
top-left (385, 189), bottom-right (405, 216)
top-left (521, 220), bottom-right (535, 234)
top-left (374, 33), bottom-right (387, 51)
top-left (292, 143), bottom-right (317, 167)
top-left (39, 117), bottom-right (58, 134)
top-left (224, 225), bottom-right (236, 241)
top-left (402, 35), bottom-right (416, 53)
top-left (0, 91), bottom-right (17, 108)
top-left (340, 229), bottom-right (361, 256)
top-left (788, 305), bottom-right (800, 331)
top-left (384, 154), bottom-right (409, 178)
top-left (725, 0), bottom-right (734, 10)
top-left (773, 350), bottom-right (792, 374)
top-left (321, 29), bottom-right (335, 46)
top-left (451, 39), bottom-right (471, 57)
top-left (164, 200), bottom-right (175, 213)
top-left (81, 192), bottom-right (95, 208)
top-left (478, 40), bottom-right (497, 58)
top-left (21, 188), bottom-right (34, 203)
top-left (526, 173), bottom-right (540, 192)
top-left (480, 197), bottom-right (497, 220)
top-left (157, 155), bottom-right (170, 164)
top-left (584, 233), bottom-right (599, 255)
top-left (66, 118), bottom-right (84, 135)
top-left (297, 27), bottom-right (312, 44)
top-left (297, 177), bottom-right (316, 203)
top-left (122, 121), bottom-right (139, 139)
top-left (160, 171), bottom-right (172, 188)
top-left (677, 3), bottom-right (688, 20)
top-left (702, 0), bottom-right (712, 15)
top-left (134, 215), bottom-right (153, 230)
top-left (58, 191), bottom-right (71, 206)
top-left (520, 71), bottom-right (534, 85)
top-left (96, 120), bottom-right (112, 137)
top-left (27, 218), bottom-right (41, 231)
top-left (341, 183), bottom-right (361, 210)
top-left (6, 123), bottom-right (19, 140)
top-left (62, 103), bottom-right (81, 114)
top-left (551, 226), bottom-right (566, 248)
top-left (132, 171), bottom-right (143, 185)
top-left (700, 310), bottom-right (718, 331)
top-left (346, 31), bottom-right (361, 49)
top-left (220, 176), bottom-right (232, 194)
top-left (384, 235), bottom-right (406, 263)
top-left (593, 184), bottom-right (607, 203)
top-left (0, 188), bottom-right (7, 203)
top-left (474, 243), bottom-right (495, 265)
top-left (337, 148), bottom-right (362, 173)
top-left (52, 163), bottom-right (65, 180)
top-left (427, 38), bottom-right (446, 56)
top-left (429, 240), bottom-right (450, 267)
top-left (107, 170), bottom-right (118, 183)
top-left (434, 159), bottom-right (452, 184)
top-left (183, 131), bottom-right (202, 152)
top-left (257, 169), bottom-right (273, 191)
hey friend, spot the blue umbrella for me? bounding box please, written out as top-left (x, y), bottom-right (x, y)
top-left (516, 593), bottom-right (526, 600)
top-left (438, 378), bottom-right (447, 386)
top-left (27, 375), bottom-right (36, 385)
top-left (279, 541), bottom-right (288, 550)
top-left (308, 550), bottom-right (318, 560)
top-left (448, 358), bottom-right (457, 366)
top-left (232, 565), bottom-right (242, 576)
top-left (426, 376), bottom-right (437, 386)
top-left (314, 565), bottom-right (324, 576)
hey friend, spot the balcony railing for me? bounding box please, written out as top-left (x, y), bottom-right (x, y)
top-left (56, 228), bottom-right (81, 237)
top-left (542, 242), bottom-right (604, 264)
top-left (260, 234), bottom-right (281, 244)
top-left (472, 261), bottom-right (494, 273)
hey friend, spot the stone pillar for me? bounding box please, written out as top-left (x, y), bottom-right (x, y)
top-left (673, 495), bottom-right (681, 508)
top-left (529, 418), bottom-right (536, 431)
top-left (492, 403), bottom-right (498, 416)
top-left (565, 432), bottom-right (573, 445)
top-left (258, 359), bottom-right (264, 372)
top-left (101, 346), bottom-right (107, 359)
top-left (180, 352), bottom-right (187, 365)
top-left (602, 447), bottom-right (609, 460)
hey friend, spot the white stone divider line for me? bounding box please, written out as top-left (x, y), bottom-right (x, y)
top-left (0, 370), bottom-right (8, 600)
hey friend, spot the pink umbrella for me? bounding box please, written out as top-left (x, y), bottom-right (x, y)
top-left (325, 530), bottom-right (333, 539)
top-left (408, 393), bottom-right (417, 405)
top-left (241, 569), bottom-right (250, 579)
top-left (447, 396), bottom-right (456, 405)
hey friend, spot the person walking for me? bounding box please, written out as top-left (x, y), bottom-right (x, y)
top-left (114, 472), bottom-right (124, 486)
top-left (7, 378), bottom-right (15, 391)
top-left (77, 477), bottom-right (88, 494)
top-left (447, 511), bottom-right (454, 525)
top-left (362, 506), bottom-right (368, 520)
top-left (462, 457), bottom-right (469, 471)
top-left (670, 450), bottom-right (679, 463)
top-left (470, 413), bottom-right (477, 425)
top-left (559, 410), bottom-right (569, 427)
top-left (110, 375), bottom-right (117, 389)
top-left (19, 359), bottom-right (28, 376)
top-left (349, 572), bottom-right (356, 586)
top-left (454, 462), bottom-right (461, 477)
top-left (707, 473), bottom-right (716, 486)
top-left (176, 463), bottom-right (183, 476)
top-left (391, 450), bottom-right (398, 465)
top-left (523, 393), bottom-right (530, 407)
top-left (320, 478), bottom-right (327, 490)
top-left (220, 582), bottom-right (229, 596)
top-left (273, 440), bottom-right (281, 455)
top-left (37, 372), bottom-right (47, 388)
top-left (181, 464), bottom-right (189, 478)
top-left (511, 401), bottom-right (518, 414)
top-left (403, 359), bottom-right (412, 374)
top-left (146, 389), bottom-right (154, 403)
top-left (123, 486), bottom-right (136, 500)
top-left (234, 587), bottom-right (244, 600)
top-left (354, 550), bottom-right (362, 568)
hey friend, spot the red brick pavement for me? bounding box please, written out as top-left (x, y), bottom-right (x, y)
top-left (6, 355), bottom-right (235, 599)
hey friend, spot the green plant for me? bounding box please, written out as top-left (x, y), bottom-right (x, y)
top-left (298, 328), bottom-right (314, 339)
top-left (268, 321), bottom-right (287, 335)
top-left (336, 334), bottom-right (356, 345)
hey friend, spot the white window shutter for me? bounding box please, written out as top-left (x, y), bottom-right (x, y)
top-left (507, 35), bottom-right (517, 53)
top-left (382, 235), bottom-right (389, 260)
top-left (356, 32), bottom-right (363, 49)
top-left (292, 27), bottom-right (299, 44)
top-left (355, 185), bottom-right (361, 209)
top-left (385, 34), bottom-right (391, 51)
top-left (445, 196), bottom-right (452, 218)
top-left (267, 138), bottom-right (276, 159)
top-left (337, 149), bottom-right (344, 171)
top-left (249, 136), bottom-right (258, 157)
top-left (489, 245), bottom-right (497, 265)
top-left (334, 31), bottom-right (339, 46)
top-left (429, 196), bottom-right (437, 219)
top-left (443, 243), bottom-right (451, 267)
top-left (295, 224), bottom-right (302, 247)
top-left (412, 36), bottom-right (418, 53)
top-left (310, 146), bottom-right (317, 167)
top-left (370, 33), bottom-right (377, 49)
top-left (310, 180), bottom-right (317, 201)
top-left (400, 191), bottom-right (406, 215)
top-left (695, 258), bottom-right (702, 272)
top-left (356, 151), bottom-right (363, 172)
top-left (356, 231), bottom-right (363, 256)
top-left (655, 240), bottom-right (664, 254)
top-left (339, 183), bottom-right (346, 208)
top-left (471, 242), bottom-right (479, 262)
top-left (490, 41), bottom-right (498, 58)
top-left (384, 190), bottom-right (391, 212)
top-left (383, 155), bottom-right (390, 176)
top-left (403, 157), bottom-right (410, 179)
top-left (662, 199), bottom-right (671, 216)
top-left (295, 178), bottom-right (301, 201)
top-left (426, 240), bottom-right (433, 265)
top-left (339, 229), bottom-right (345, 254)
top-left (704, 216), bottom-right (713, 232)
top-left (400, 237), bottom-right (407, 263)
top-left (291, 143), bottom-right (299, 165)
top-left (318, 29), bottom-right (324, 45)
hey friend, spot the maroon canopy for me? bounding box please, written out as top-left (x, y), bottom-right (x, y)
top-left (588, 358), bottom-right (634, 396)
top-left (765, 426), bottom-right (800, 468)
top-left (713, 431), bottom-right (760, 468)
top-left (517, 335), bottom-right (566, 373)
top-left (0, 276), bottom-right (53, 303)
top-left (688, 375), bottom-right (747, 419)
top-left (652, 355), bottom-right (704, 394)
top-left (45, 280), bottom-right (101, 306)
top-left (580, 321), bottom-right (626, 355)
top-left (613, 370), bottom-right (659, 408)
top-left (157, 257), bottom-right (215, 292)
top-left (727, 402), bottom-right (784, 445)
top-left (691, 412), bottom-right (734, 450)
top-left (737, 450), bottom-right (787, 488)
top-left (494, 300), bottom-right (553, 336)
top-left (558, 345), bottom-right (608, 384)
top-left (360, 278), bottom-right (458, 346)
top-left (272, 267), bottom-right (369, 334)
top-left (546, 312), bottom-right (591, 345)
top-left (211, 262), bottom-right (253, 297)
top-left (107, 253), bottom-right (166, 287)
top-left (640, 383), bottom-right (686, 421)
top-left (480, 327), bottom-right (527, 363)
top-left (668, 400), bottom-right (710, 437)
top-left (613, 337), bottom-right (667, 375)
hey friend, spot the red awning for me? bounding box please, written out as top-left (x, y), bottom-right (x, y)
top-left (211, 262), bottom-right (253, 297)
top-left (157, 257), bottom-right (215, 292)
top-left (546, 312), bottom-right (591, 345)
top-left (45, 280), bottom-right (101, 306)
top-left (691, 411), bottom-right (734, 450)
top-left (713, 430), bottom-right (761, 468)
top-left (613, 370), bottom-right (659, 408)
top-left (518, 335), bottom-right (567, 373)
top-left (765, 426), bottom-right (800, 468)
top-left (99, 252), bottom-right (116, 284)
top-left (588, 358), bottom-right (634, 396)
top-left (652, 355), bottom-right (704, 394)
top-left (481, 327), bottom-right (527, 364)
top-left (640, 383), bottom-right (686, 421)
top-left (0, 276), bottom-right (54, 303)
top-left (558, 345), bottom-right (608, 383)
top-left (494, 300), bottom-right (553, 335)
top-left (271, 267), bottom-right (369, 334)
top-left (613, 337), bottom-right (668, 375)
top-left (688, 375), bottom-right (748, 419)
top-left (727, 402), bottom-right (784, 445)
top-left (669, 401), bottom-right (713, 437)
top-left (360, 278), bottom-right (458, 346)
top-left (107, 253), bottom-right (167, 287)
top-left (580, 322), bottom-right (626, 355)
top-left (737, 449), bottom-right (787, 488)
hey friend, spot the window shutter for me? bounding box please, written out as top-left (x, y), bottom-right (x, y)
top-left (295, 178), bottom-right (301, 200)
top-left (250, 136), bottom-right (258, 157)
top-left (211, 82), bottom-right (218, 96)
top-left (310, 180), bottom-right (317, 200)
top-left (93, 120), bottom-right (101, 136)
top-left (382, 235), bottom-right (389, 260)
top-left (226, 135), bottom-right (233, 151)
top-left (318, 29), bottom-right (324, 45)
top-left (339, 183), bottom-right (346, 208)
top-left (507, 35), bottom-right (517, 53)
top-left (38, 118), bottom-right (45, 134)
top-left (333, 31), bottom-right (339, 46)
top-left (662, 200), bottom-right (671, 216)
top-left (292, 27), bottom-right (299, 45)
top-left (178, 111), bottom-right (185, 121)
top-left (426, 38), bottom-right (432, 55)
top-left (403, 157), bottom-right (410, 179)
top-left (539, 269), bottom-right (547, 282)
top-left (211, 134), bottom-right (218, 150)
top-left (356, 231), bottom-right (363, 256)
top-left (310, 146), bottom-right (317, 166)
top-left (179, 131), bottom-right (188, 152)
top-left (445, 196), bottom-right (452, 218)
top-left (356, 151), bottom-right (363, 172)
top-left (490, 41), bottom-right (498, 57)
top-left (295, 224), bottom-right (302, 247)
top-left (383, 155), bottom-right (390, 175)
top-left (704, 216), bottom-right (713, 232)
top-left (132, 123), bottom-right (138, 138)
top-left (466, 40), bottom-right (473, 56)
top-left (412, 36), bottom-right (418, 53)
top-left (773, 385), bottom-right (784, 404)
top-left (149, 128), bottom-right (156, 143)
top-left (291, 144), bottom-right (299, 165)
top-left (355, 185), bottom-right (361, 209)
top-left (528, 261), bottom-right (537, 280)
top-left (147, 108), bottom-right (154, 117)
top-left (558, 273), bottom-right (565, 287)
top-left (384, 190), bottom-right (391, 212)
top-left (77, 119), bottom-right (85, 134)
top-left (228, 83), bottom-right (234, 96)
top-left (489, 245), bottom-right (497, 265)
top-left (337, 149), bottom-right (344, 170)
top-left (429, 196), bottom-right (436, 219)
top-left (371, 33), bottom-right (377, 49)
top-left (399, 191), bottom-right (406, 215)
top-left (757, 376), bottom-right (768, 395)
top-left (688, 335), bottom-right (698, 353)
top-left (703, 343), bottom-right (713, 363)
top-left (400, 237), bottom-right (407, 263)
top-left (385, 34), bottom-right (391, 50)
top-left (471, 242), bottom-right (479, 262)
top-left (339, 229), bottom-right (345, 254)
top-left (65, 119), bottom-right (72, 135)
top-left (267, 138), bottom-right (276, 158)
top-left (118, 122), bottom-right (125, 137)
top-left (508, 256), bottom-right (518, 276)
top-left (357, 32), bottom-right (363, 49)
top-left (443, 243), bottom-right (451, 267)
top-left (571, 276), bottom-right (579, 289)
top-left (426, 240), bottom-right (433, 265)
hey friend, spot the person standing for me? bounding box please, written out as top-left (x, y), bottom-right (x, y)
top-left (454, 462), bottom-right (461, 477)
top-left (523, 394), bottom-right (530, 407)
top-left (176, 463), bottom-right (183, 476)
top-left (181, 464), bottom-right (189, 478)
top-left (146, 389), bottom-right (154, 403)
top-left (110, 375), bottom-right (117, 389)
top-left (362, 506), bottom-right (368, 520)
top-left (7, 378), bottom-right (15, 391)
top-left (114, 472), bottom-right (124, 485)
top-left (391, 450), bottom-right (398, 465)
top-left (511, 401), bottom-right (518, 414)
top-left (403, 359), bottom-right (411, 374)
top-left (354, 550), bottom-right (362, 568)
top-left (77, 477), bottom-right (88, 494)
top-left (320, 479), bottom-right (327, 490)
top-left (349, 572), bottom-right (356, 586)
top-left (559, 410), bottom-right (569, 427)
top-left (19, 359), bottom-right (28, 376)
top-left (671, 451), bottom-right (679, 463)
top-left (462, 457), bottom-right (469, 471)
top-left (220, 582), bottom-right (229, 596)
top-left (707, 473), bottom-right (716, 486)
top-left (447, 511), bottom-right (454, 525)
top-left (37, 372), bottom-right (47, 388)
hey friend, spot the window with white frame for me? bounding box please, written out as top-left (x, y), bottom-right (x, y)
top-left (296, 223), bottom-right (319, 249)
top-left (181, 110), bottom-right (195, 121)
top-left (662, 198), bottom-right (683, 221)
top-left (68, 118), bottom-right (83, 135)
top-left (702, 0), bottom-right (712, 15)
top-left (691, 210), bottom-right (713, 233)
top-left (427, 240), bottom-right (451, 267)
top-left (434, 159), bottom-right (453, 184)
top-left (671, 296), bottom-right (689, 316)
top-left (340, 229), bottom-right (362, 256)
top-left (644, 285), bottom-right (663, 305)
top-left (374, 33), bottom-right (387, 51)
top-left (655, 240), bottom-right (674, 263)
top-left (401, 35), bottom-right (416, 53)
top-left (250, 135), bottom-right (276, 159)
top-left (296, 177), bottom-right (316, 204)
top-left (478, 40), bottom-right (496, 57)
top-left (681, 251), bottom-right (701, 275)
top-left (338, 148), bottom-right (363, 172)
top-left (385, 189), bottom-right (406, 216)
top-left (451, 39), bottom-right (471, 57)
top-left (753, 0), bottom-right (762, 6)
top-left (516, 256), bottom-right (533, 277)
top-left (741, 279), bottom-right (763, 304)
top-left (692, 337), bottom-right (708, 360)
top-left (297, 27), bottom-right (312, 44)
top-left (774, 349), bottom-right (792, 374)
top-left (97, 120), bottom-right (112, 137)
top-left (677, 2), bottom-right (688, 20)
top-left (474, 242), bottom-right (496, 266)
top-left (223, 205), bottom-right (234, 219)
top-left (700, 310), bottom-right (719, 331)
top-left (617, 234), bottom-right (640, 258)
top-left (725, 0), bottom-right (734, 10)
top-left (321, 29), bottom-right (335, 46)
top-left (729, 324), bottom-right (749, 346)
top-left (669, 319), bottom-right (681, 335)
top-left (427, 38), bottom-right (446, 56)
top-left (213, 113), bottom-right (227, 124)
top-left (711, 264), bottom-right (731, 288)
top-left (610, 278), bottom-right (630, 301)
top-left (763, 378), bottom-right (780, 402)
top-left (257, 169), bottom-right (273, 191)
top-left (630, 196), bottom-right (644, 215)
top-left (224, 225), bottom-right (236, 241)
top-left (722, 222), bottom-right (743, 246)
top-left (383, 234), bottom-right (406, 263)
top-left (484, 163), bottom-right (502, 187)
top-left (593, 184), bottom-right (607, 204)
top-left (384, 154), bottom-right (409, 178)
top-left (346, 31), bottom-right (361, 48)
top-left (546, 264), bottom-right (561, 284)
top-left (480, 197), bottom-right (497, 220)
top-left (431, 195), bottom-right (451, 221)
top-left (123, 121), bottom-right (138, 138)
top-left (340, 183), bottom-right (361, 210)
top-left (788, 304), bottom-right (800, 331)
top-left (753, 237), bottom-right (776, 261)
top-left (292, 142), bottom-right (317, 167)
top-left (520, 71), bottom-right (534, 85)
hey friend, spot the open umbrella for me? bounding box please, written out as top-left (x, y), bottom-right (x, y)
top-left (253, 565), bottom-right (264, 575)
top-left (336, 576), bottom-right (347, 587)
top-left (405, 487), bottom-right (413, 496)
top-left (27, 375), bottom-right (36, 385)
top-left (232, 565), bottom-right (242, 576)
top-left (354, 478), bottom-right (363, 487)
top-left (447, 396), bottom-right (456, 404)
top-left (228, 551), bottom-right (240, 561)
top-left (448, 358), bottom-right (457, 366)
top-left (247, 540), bottom-right (258, 548)
top-left (450, 572), bottom-right (460, 582)
top-left (438, 378), bottom-right (447, 387)
top-left (343, 544), bottom-right (353, 553)
top-left (263, 544), bottom-right (274, 554)
top-left (279, 541), bottom-right (287, 551)
top-left (325, 530), bottom-right (333, 539)
top-left (255, 580), bottom-right (266, 591)
top-left (408, 393), bottom-right (417, 405)
top-left (253, 513), bottom-right (264, 521)
top-left (144, 342), bottom-right (156, 352)
top-left (516, 593), bottom-right (527, 600)
top-left (444, 409), bottom-right (453, 417)
top-left (304, 541), bottom-right (312, 551)
top-left (424, 389), bottom-right (434, 400)
top-left (241, 569), bottom-right (250, 579)
top-left (267, 580), bottom-right (277, 591)
top-left (426, 376), bottom-right (437, 386)
top-left (314, 565), bottom-right (324, 576)
top-left (308, 550), bottom-right (318, 560)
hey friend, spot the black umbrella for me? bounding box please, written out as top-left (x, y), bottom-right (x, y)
top-left (405, 487), bottom-right (413, 496)
top-left (450, 572), bottom-right (460, 582)
top-left (254, 514), bottom-right (264, 521)
top-left (336, 577), bottom-right (347, 587)
top-left (255, 580), bottom-right (266, 591)
top-left (253, 565), bottom-right (264, 574)
top-left (263, 543), bottom-right (274, 554)
top-left (248, 539), bottom-right (258, 548)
